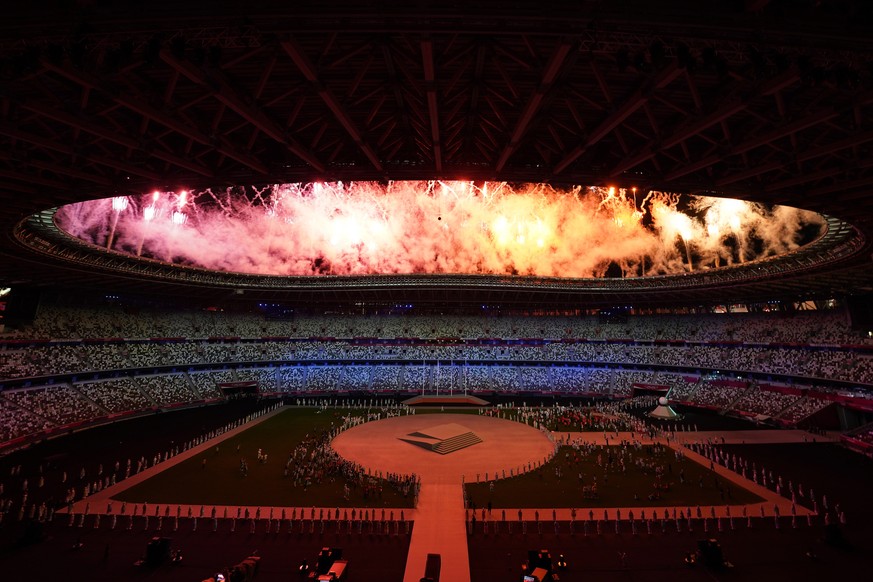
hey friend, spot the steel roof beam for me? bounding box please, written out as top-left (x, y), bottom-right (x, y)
top-left (495, 40), bottom-right (572, 173)
top-left (26, 158), bottom-right (114, 186)
top-left (797, 129), bottom-right (873, 163)
top-left (281, 38), bottom-right (382, 173)
top-left (0, 168), bottom-right (69, 190)
top-left (421, 38), bottom-right (442, 172)
top-left (41, 59), bottom-right (270, 175)
top-left (662, 153), bottom-right (720, 181)
top-left (810, 175), bottom-right (873, 197)
top-left (553, 62), bottom-right (681, 176)
top-left (721, 130), bottom-right (873, 190)
top-left (160, 48), bottom-right (325, 173)
top-left (662, 108), bottom-right (840, 183)
top-left (732, 108), bottom-right (838, 156)
top-left (763, 167), bottom-right (843, 192)
top-left (21, 101), bottom-right (214, 178)
top-left (0, 123), bottom-right (162, 181)
top-left (610, 71), bottom-right (800, 176)
top-left (714, 160), bottom-right (783, 186)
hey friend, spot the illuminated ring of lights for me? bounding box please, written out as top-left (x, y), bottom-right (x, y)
top-left (12, 181), bottom-right (866, 293)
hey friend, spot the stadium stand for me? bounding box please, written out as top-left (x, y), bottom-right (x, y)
top-left (1, 306), bottom-right (871, 446)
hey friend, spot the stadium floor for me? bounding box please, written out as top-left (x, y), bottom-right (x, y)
top-left (0, 404), bottom-right (870, 581)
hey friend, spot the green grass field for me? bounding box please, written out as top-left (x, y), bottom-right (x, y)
top-left (115, 407), bottom-right (415, 508)
top-left (465, 444), bottom-right (763, 509)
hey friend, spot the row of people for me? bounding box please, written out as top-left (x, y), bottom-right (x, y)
top-left (3, 338), bottom-right (871, 384)
top-left (5, 302), bottom-right (868, 345)
top-left (677, 381), bottom-right (830, 420)
top-left (0, 367), bottom-right (841, 445)
top-left (0, 371), bottom-right (232, 443)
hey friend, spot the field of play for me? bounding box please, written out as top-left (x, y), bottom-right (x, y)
top-left (465, 442), bottom-right (763, 508)
top-left (116, 407), bottom-right (416, 508)
top-left (114, 406), bottom-right (762, 512)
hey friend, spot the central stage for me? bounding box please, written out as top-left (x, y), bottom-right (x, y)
top-left (401, 394), bottom-right (490, 406)
top-left (331, 414), bottom-right (554, 483)
top-left (399, 422), bottom-right (483, 454)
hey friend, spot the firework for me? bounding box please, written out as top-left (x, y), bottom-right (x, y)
top-left (54, 181), bottom-right (824, 279)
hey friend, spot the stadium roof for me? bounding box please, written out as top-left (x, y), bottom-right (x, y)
top-left (1, 0), bottom-right (873, 307)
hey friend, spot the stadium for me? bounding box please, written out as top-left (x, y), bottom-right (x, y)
top-left (1, 1), bottom-right (873, 581)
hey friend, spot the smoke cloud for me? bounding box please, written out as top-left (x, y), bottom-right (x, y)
top-left (54, 181), bottom-right (824, 279)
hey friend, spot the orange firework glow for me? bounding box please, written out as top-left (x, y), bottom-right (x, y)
top-left (54, 181), bottom-right (823, 278)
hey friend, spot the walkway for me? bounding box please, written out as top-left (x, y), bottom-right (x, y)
top-left (332, 413), bottom-right (556, 582)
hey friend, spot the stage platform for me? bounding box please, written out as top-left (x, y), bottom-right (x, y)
top-left (402, 394), bottom-right (489, 406)
top-left (399, 422), bottom-right (483, 454)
